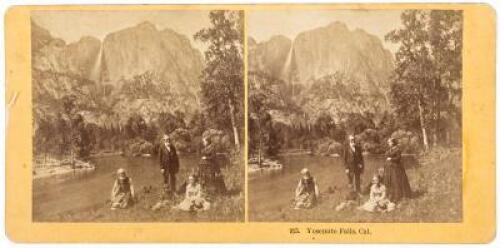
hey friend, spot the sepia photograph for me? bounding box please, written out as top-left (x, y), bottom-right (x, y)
top-left (3, 2), bottom-right (496, 243)
top-left (31, 9), bottom-right (245, 222)
top-left (248, 9), bottom-right (463, 222)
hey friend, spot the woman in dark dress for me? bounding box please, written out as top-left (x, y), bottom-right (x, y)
top-left (198, 136), bottom-right (226, 196)
top-left (383, 138), bottom-right (412, 203)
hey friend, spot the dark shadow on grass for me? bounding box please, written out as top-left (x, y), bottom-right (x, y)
top-left (410, 188), bottom-right (426, 199)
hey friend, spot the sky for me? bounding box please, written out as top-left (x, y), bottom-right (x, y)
top-left (32, 10), bottom-right (404, 55)
top-left (248, 9), bottom-right (403, 54)
top-left (31, 10), bottom-right (212, 53)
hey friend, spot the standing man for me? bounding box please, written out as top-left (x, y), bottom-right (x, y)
top-left (343, 135), bottom-right (364, 193)
top-left (159, 134), bottom-right (179, 195)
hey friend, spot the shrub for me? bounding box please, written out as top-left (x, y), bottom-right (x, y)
top-left (170, 128), bottom-right (192, 153)
top-left (314, 138), bottom-right (343, 155)
top-left (123, 138), bottom-right (154, 156)
top-left (356, 128), bottom-right (385, 154)
top-left (390, 129), bottom-right (421, 154)
top-left (202, 129), bottom-right (232, 154)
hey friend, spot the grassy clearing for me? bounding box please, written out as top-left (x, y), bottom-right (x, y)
top-left (36, 157), bottom-right (245, 222)
top-left (251, 147), bottom-right (462, 222)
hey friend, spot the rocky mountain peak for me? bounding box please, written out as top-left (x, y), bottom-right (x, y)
top-left (327, 21), bottom-right (349, 31)
top-left (78, 36), bottom-right (101, 44)
top-left (136, 21), bottom-right (157, 30)
top-left (32, 20), bottom-right (205, 126)
top-left (268, 35), bottom-right (292, 44)
top-left (248, 35), bottom-right (292, 77)
top-left (249, 21), bottom-right (395, 123)
top-left (248, 36), bottom-right (257, 47)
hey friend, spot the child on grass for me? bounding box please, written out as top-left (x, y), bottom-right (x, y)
top-left (293, 168), bottom-right (319, 209)
top-left (176, 175), bottom-right (211, 212)
top-left (359, 175), bottom-right (395, 212)
top-left (110, 168), bottom-right (135, 210)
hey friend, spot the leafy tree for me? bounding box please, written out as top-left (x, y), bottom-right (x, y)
top-left (249, 71), bottom-right (283, 160)
top-left (34, 116), bottom-right (54, 161)
top-left (188, 110), bottom-right (207, 138)
top-left (62, 94), bottom-right (77, 117)
top-left (263, 114), bottom-right (281, 157)
top-left (144, 123), bottom-right (159, 143)
top-left (125, 114), bottom-right (147, 139)
top-left (54, 113), bottom-right (70, 155)
top-left (314, 112), bottom-right (336, 138)
top-left (386, 10), bottom-right (462, 149)
top-left (71, 114), bottom-right (91, 159)
top-left (194, 10), bottom-right (244, 152)
top-left (386, 10), bottom-right (436, 151)
top-left (428, 10), bottom-right (463, 144)
top-left (157, 112), bottom-right (178, 135)
top-left (173, 110), bottom-right (187, 129)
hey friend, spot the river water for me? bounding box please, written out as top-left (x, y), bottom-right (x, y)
top-left (33, 155), bottom-right (200, 220)
top-left (248, 154), bottom-right (417, 219)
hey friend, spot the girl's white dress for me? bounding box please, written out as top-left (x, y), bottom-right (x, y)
top-left (177, 183), bottom-right (210, 211)
top-left (359, 183), bottom-right (394, 212)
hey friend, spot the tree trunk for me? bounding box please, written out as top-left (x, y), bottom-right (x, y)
top-left (257, 116), bottom-right (262, 167)
top-left (432, 79), bottom-right (437, 147)
top-left (432, 77), bottom-right (442, 147)
top-left (418, 98), bottom-right (429, 151)
top-left (227, 98), bottom-right (241, 152)
top-left (435, 95), bottom-right (441, 146)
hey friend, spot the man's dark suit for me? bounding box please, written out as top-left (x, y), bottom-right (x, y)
top-left (159, 143), bottom-right (179, 192)
top-left (343, 143), bottom-right (364, 192)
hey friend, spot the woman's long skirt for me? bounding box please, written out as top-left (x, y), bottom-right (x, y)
top-left (383, 163), bottom-right (412, 202)
top-left (198, 159), bottom-right (226, 196)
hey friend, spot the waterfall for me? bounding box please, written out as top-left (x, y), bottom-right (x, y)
top-left (280, 42), bottom-right (294, 83)
top-left (90, 45), bottom-right (103, 83)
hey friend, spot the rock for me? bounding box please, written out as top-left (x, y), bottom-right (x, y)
top-left (32, 21), bottom-right (101, 78)
top-left (250, 22), bottom-right (394, 93)
top-left (249, 21), bottom-right (394, 125)
top-left (101, 21), bottom-right (203, 94)
top-left (31, 20), bottom-right (204, 128)
top-left (248, 35), bottom-right (292, 78)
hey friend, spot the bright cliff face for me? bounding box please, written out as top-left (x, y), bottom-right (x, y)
top-left (248, 21), bottom-right (394, 123)
top-left (31, 20), bottom-right (204, 126)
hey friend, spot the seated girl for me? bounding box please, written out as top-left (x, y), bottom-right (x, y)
top-left (293, 168), bottom-right (319, 209)
top-left (361, 167), bottom-right (385, 195)
top-left (110, 168), bottom-right (135, 210)
top-left (359, 175), bottom-right (395, 212)
top-left (176, 175), bottom-right (211, 212)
